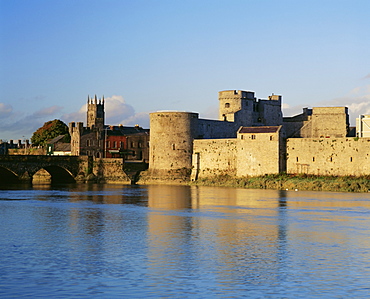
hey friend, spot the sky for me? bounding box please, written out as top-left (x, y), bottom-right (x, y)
top-left (1, 0), bottom-right (369, 141)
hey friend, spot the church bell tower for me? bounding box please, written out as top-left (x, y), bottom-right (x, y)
top-left (87, 95), bottom-right (105, 130)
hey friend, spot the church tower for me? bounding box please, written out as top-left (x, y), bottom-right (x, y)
top-left (87, 95), bottom-right (105, 130)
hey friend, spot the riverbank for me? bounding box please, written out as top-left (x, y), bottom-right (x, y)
top-left (190, 174), bottom-right (370, 193)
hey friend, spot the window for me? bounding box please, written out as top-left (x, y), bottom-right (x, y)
top-left (120, 141), bottom-right (123, 148)
top-left (131, 142), bottom-right (134, 148)
top-left (106, 141), bottom-right (110, 148)
top-left (240, 135), bottom-right (244, 140)
top-left (172, 144), bottom-right (176, 150)
top-left (313, 157), bottom-right (315, 162)
top-left (251, 135), bottom-right (256, 140)
top-left (225, 103), bottom-right (230, 108)
top-left (86, 140), bottom-right (90, 146)
top-left (350, 157), bottom-right (353, 162)
top-left (113, 141), bottom-right (117, 148)
top-left (269, 136), bottom-right (273, 141)
top-left (296, 157), bottom-right (299, 162)
top-left (138, 142), bottom-right (142, 148)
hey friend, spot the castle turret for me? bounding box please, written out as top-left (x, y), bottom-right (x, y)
top-left (87, 95), bottom-right (105, 130)
top-left (218, 90), bottom-right (283, 127)
top-left (218, 90), bottom-right (255, 125)
top-left (149, 111), bottom-right (199, 180)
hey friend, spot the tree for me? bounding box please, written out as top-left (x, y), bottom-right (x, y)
top-left (31, 119), bottom-right (71, 146)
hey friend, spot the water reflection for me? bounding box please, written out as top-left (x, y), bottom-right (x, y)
top-left (1, 184), bottom-right (370, 297)
top-left (145, 186), bottom-right (290, 290)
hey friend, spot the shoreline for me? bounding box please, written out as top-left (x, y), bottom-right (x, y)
top-left (188, 174), bottom-right (370, 193)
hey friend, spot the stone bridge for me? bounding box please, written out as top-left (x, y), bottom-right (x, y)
top-left (0, 155), bottom-right (147, 184)
top-left (0, 155), bottom-right (86, 184)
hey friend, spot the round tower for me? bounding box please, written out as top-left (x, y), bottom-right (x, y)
top-left (149, 111), bottom-right (199, 179)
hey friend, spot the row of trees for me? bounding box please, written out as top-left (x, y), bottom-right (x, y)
top-left (30, 119), bottom-right (70, 146)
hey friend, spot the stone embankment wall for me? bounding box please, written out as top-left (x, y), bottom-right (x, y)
top-left (92, 158), bottom-right (131, 184)
top-left (286, 137), bottom-right (370, 176)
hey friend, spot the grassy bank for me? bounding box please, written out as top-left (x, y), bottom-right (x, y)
top-left (191, 173), bottom-right (370, 193)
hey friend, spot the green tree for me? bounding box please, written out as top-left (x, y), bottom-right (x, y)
top-left (31, 119), bottom-right (71, 146)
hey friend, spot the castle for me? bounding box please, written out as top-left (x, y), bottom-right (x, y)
top-left (144, 89), bottom-right (370, 183)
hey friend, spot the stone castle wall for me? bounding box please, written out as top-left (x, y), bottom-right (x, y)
top-left (311, 107), bottom-right (348, 138)
top-left (198, 119), bottom-right (239, 139)
top-left (192, 139), bottom-right (238, 179)
top-left (191, 126), bottom-right (284, 179)
top-left (257, 95), bottom-right (282, 126)
top-left (286, 137), bottom-right (370, 176)
top-left (237, 128), bottom-right (283, 176)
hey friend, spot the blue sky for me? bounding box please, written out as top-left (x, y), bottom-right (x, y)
top-left (1, 0), bottom-right (369, 141)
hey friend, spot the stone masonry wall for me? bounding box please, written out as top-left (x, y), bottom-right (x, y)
top-left (287, 137), bottom-right (370, 176)
top-left (93, 158), bottom-right (131, 183)
top-left (311, 107), bottom-right (348, 138)
top-left (191, 129), bottom-right (283, 179)
top-left (198, 119), bottom-right (239, 139)
top-left (149, 112), bottom-right (198, 174)
top-left (192, 139), bottom-right (238, 179)
top-left (237, 131), bottom-right (281, 176)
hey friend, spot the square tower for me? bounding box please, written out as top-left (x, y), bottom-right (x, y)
top-left (218, 90), bottom-right (255, 122)
top-left (87, 95), bottom-right (105, 130)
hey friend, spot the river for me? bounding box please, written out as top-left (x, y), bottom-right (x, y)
top-left (1, 183), bottom-right (370, 298)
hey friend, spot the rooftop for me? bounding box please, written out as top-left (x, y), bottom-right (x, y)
top-left (239, 126), bottom-right (280, 134)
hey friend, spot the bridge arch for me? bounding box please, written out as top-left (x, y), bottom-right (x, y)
top-left (34, 166), bottom-right (76, 184)
top-left (0, 166), bottom-right (19, 183)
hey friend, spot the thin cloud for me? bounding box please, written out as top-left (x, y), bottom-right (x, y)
top-left (284, 84), bottom-right (370, 126)
top-left (104, 95), bottom-right (135, 124)
top-left (33, 105), bottom-right (63, 118)
top-left (200, 105), bottom-right (218, 120)
top-left (0, 103), bottom-right (13, 118)
top-left (0, 105), bottom-right (65, 140)
top-left (363, 73), bottom-right (370, 80)
top-left (119, 112), bottom-right (150, 128)
top-left (62, 95), bottom-right (146, 127)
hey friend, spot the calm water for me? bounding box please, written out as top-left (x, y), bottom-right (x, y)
top-left (0, 184), bottom-right (370, 298)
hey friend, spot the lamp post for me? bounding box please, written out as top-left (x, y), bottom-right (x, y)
top-left (22, 136), bottom-right (27, 155)
top-left (103, 127), bottom-right (109, 158)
